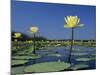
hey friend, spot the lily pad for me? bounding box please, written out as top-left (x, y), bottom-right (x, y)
top-left (24, 62), bottom-right (71, 73)
top-left (76, 57), bottom-right (96, 61)
top-left (73, 49), bottom-right (82, 51)
top-left (12, 60), bottom-right (28, 66)
top-left (16, 51), bottom-right (28, 55)
top-left (71, 64), bottom-right (89, 70)
top-left (47, 54), bottom-right (61, 57)
top-left (11, 66), bottom-right (25, 74)
top-left (91, 54), bottom-right (96, 56)
top-left (12, 55), bottom-right (41, 60)
top-left (71, 53), bottom-right (88, 56)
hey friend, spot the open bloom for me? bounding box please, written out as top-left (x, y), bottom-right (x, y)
top-left (30, 26), bottom-right (38, 33)
top-left (64, 16), bottom-right (83, 28)
top-left (14, 33), bottom-right (21, 38)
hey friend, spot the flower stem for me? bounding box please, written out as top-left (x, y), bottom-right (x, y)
top-left (33, 34), bottom-right (35, 54)
top-left (68, 28), bottom-right (74, 63)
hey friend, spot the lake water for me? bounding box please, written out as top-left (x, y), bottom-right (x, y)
top-left (25, 46), bottom-right (96, 69)
top-left (12, 46), bottom-right (96, 74)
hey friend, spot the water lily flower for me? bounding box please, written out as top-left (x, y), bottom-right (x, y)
top-left (29, 26), bottom-right (38, 54)
top-left (30, 26), bottom-right (38, 33)
top-left (14, 33), bottom-right (21, 38)
top-left (64, 16), bottom-right (84, 63)
top-left (64, 16), bottom-right (84, 28)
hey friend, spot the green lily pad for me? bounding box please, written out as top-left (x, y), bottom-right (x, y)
top-left (11, 66), bottom-right (25, 75)
top-left (12, 60), bottom-right (28, 66)
top-left (24, 62), bottom-right (71, 73)
top-left (76, 57), bottom-right (96, 61)
top-left (12, 55), bottom-right (41, 60)
top-left (73, 49), bottom-right (82, 51)
top-left (71, 64), bottom-right (89, 70)
top-left (71, 53), bottom-right (88, 56)
top-left (47, 54), bottom-right (61, 57)
top-left (91, 54), bottom-right (96, 56)
top-left (16, 51), bottom-right (28, 55)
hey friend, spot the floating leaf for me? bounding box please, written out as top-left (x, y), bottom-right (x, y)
top-left (73, 48), bottom-right (82, 51)
top-left (47, 54), bottom-right (61, 57)
top-left (24, 62), bottom-right (71, 73)
top-left (91, 54), bottom-right (96, 56)
top-left (12, 55), bottom-right (41, 60)
top-left (71, 53), bottom-right (88, 56)
top-left (11, 66), bottom-right (25, 74)
top-left (71, 64), bottom-right (89, 70)
top-left (12, 60), bottom-right (28, 66)
top-left (76, 57), bottom-right (96, 61)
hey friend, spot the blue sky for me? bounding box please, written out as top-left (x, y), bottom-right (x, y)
top-left (12, 1), bottom-right (96, 40)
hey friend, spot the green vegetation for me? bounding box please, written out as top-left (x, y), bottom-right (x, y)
top-left (91, 54), bottom-right (96, 56)
top-left (11, 66), bottom-right (25, 74)
top-left (11, 36), bottom-right (96, 74)
top-left (12, 60), bottom-right (28, 66)
top-left (12, 55), bottom-right (41, 60)
top-left (12, 40), bottom-right (96, 55)
top-left (24, 62), bottom-right (71, 73)
top-left (70, 64), bottom-right (89, 70)
top-left (76, 57), bottom-right (96, 61)
top-left (47, 54), bottom-right (61, 57)
top-left (71, 53), bottom-right (88, 56)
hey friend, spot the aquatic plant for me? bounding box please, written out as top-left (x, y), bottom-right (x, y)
top-left (12, 60), bottom-right (27, 66)
top-left (12, 33), bottom-right (22, 54)
top-left (64, 16), bottom-right (84, 63)
top-left (11, 66), bottom-right (25, 74)
top-left (70, 64), bottom-right (89, 70)
top-left (71, 53), bottom-right (88, 56)
top-left (47, 54), bottom-right (61, 57)
top-left (30, 26), bottom-right (38, 54)
top-left (13, 33), bottom-right (22, 39)
top-left (24, 62), bottom-right (70, 73)
top-left (12, 55), bottom-right (41, 60)
top-left (76, 57), bottom-right (96, 61)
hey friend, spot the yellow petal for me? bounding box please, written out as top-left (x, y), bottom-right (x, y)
top-left (14, 33), bottom-right (21, 38)
top-left (64, 17), bottom-right (67, 23)
top-left (64, 16), bottom-right (82, 28)
top-left (30, 26), bottom-right (38, 33)
top-left (77, 18), bottom-right (80, 24)
top-left (67, 16), bottom-right (71, 22)
top-left (64, 24), bottom-right (72, 28)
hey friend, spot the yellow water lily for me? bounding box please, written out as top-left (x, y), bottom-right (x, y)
top-left (64, 16), bottom-right (82, 28)
top-left (29, 26), bottom-right (38, 54)
top-left (30, 26), bottom-right (38, 33)
top-left (14, 33), bottom-right (21, 38)
top-left (64, 16), bottom-right (84, 63)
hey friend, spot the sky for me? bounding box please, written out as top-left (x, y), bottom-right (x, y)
top-left (11, 1), bottom-right (96, 40)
